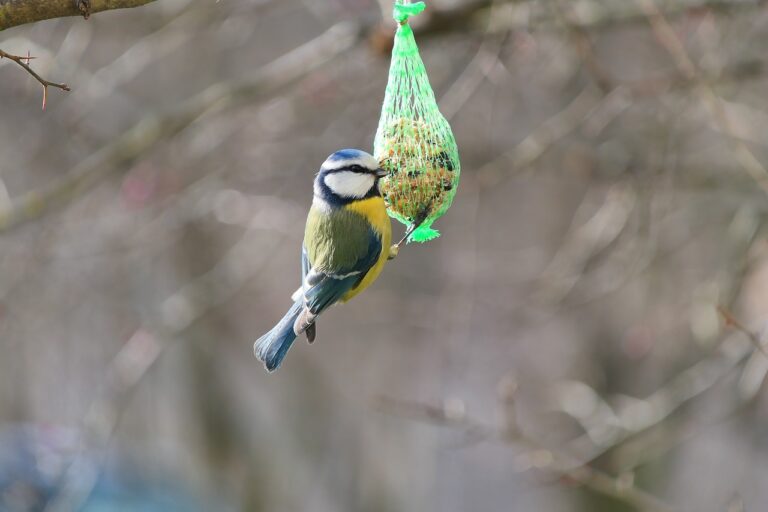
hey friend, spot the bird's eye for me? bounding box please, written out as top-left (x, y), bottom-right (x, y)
top-left (349, 165), bottom-right (363, 172)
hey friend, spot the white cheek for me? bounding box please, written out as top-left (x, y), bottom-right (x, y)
top-left (324, 172), bottom-right (374, 198)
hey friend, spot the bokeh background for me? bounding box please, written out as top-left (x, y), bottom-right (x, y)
top-left (2, 0), bottom-right (768, 510)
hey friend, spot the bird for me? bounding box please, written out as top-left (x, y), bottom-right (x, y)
top-left (254, 149), bottom-right (393, 371)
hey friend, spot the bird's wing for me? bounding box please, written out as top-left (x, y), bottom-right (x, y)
top-left (301, 244), bottom-right (311, 284)
top-left (290, 245), bottom-right (312, 302)
top-left (301, 227), bottom-right (381, 316)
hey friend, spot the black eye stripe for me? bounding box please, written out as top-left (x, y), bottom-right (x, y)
top-left (326, 164), bottom-right (370, 173)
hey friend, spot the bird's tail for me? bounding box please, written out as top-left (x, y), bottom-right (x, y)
top-left (254, 301), bottom-right (303, 371)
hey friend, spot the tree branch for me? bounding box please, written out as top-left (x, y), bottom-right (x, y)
top-left (376, 396), bottom-right (677, 512)
top-left (635, 0), bottom-right (768, 194)
top-left (0, 0), bottom-right (158, 32)
top-left (0, 48), bottom-right (70, 108)
top-left (718, 305), bottom-right (768, 357)
top-left (0, 21), bottom-right (361, 232)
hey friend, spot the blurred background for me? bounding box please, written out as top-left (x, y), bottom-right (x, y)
top-left (2, 0), bottom-right (768, 510)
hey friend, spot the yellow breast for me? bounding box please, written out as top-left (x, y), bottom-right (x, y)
top-left (342, 196), bottom-right (392, 302)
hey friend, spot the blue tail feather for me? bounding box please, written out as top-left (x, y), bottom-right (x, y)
top-left (254, 301), bottom-right (303, 371)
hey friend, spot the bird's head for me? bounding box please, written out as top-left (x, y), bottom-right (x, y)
top-left (314, 149), bottom-right (387, 206)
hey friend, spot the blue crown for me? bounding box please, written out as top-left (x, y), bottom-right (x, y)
top-left (327, 148), bottom-right (368, 161)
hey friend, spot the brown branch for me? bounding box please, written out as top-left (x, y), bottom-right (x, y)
top-left (438, 0), bottom-right (508, 121)
top-left (0, 48), bottom-right (70, 108)
top-left (0, 21), bottom-right (361, 232)
top-left (635, 0), bottom-right (768, 195)
top-left (377, 396), bottom-right (677, 512)
top-left (0, 0), bottom-right (158, 32)
top-left (717, 305), bottom-right (768, 357)
top-left (475, 86), bottom-right (611, 188)
top-left (549, 0), bottom-right (616, 94)
top-left (481, 0), bottom-right (768, 34)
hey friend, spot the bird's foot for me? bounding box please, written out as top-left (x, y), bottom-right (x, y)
top-left (305, 322), bottom-right (316, 343)
top-left (388, 244), bottom-right (400, 260)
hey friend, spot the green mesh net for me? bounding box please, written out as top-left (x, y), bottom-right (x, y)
top-left (374, 0), bottom-right (460, 243)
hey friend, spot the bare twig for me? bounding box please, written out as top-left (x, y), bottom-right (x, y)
top-left (563, 333), bottom-right (754, 464)
top-left (549, 0), bottom-right (615, 93)
top-left (635, 0), bottom-right (768, 194)
top-left (0, 48), bottom-right (70, 109)
top-left (377, 396), bottom-right (677, 512)
top-left (475, 86), bottom-right (614, 187)
top-left (0, 21), bottom-right (361, 232)
top-left (438, 0), bottom-right (508, 120)
top-left (610, 384), bottom-right (759, 474)
top-left (483, 0), bottom-right (768, 34)
top-left (718, 305), bottom-right (768, 357)
top-left (532, 184), bottom-right (637, 306)
top-left (369, 0), bottom-right (768, 50)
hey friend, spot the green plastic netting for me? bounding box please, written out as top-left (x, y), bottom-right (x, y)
top-left (374, 0), bottom-right (460, 243)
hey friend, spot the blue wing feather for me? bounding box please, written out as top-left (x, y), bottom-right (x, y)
top-left (301, 245), bottom-right (310, 284)
top-left (256, 221), bottom-right (382, 371)
top-left (302, 228), bottom-right (381, 315)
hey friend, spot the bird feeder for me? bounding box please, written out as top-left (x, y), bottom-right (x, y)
top-left (374, 0), bottom-right (461, 243)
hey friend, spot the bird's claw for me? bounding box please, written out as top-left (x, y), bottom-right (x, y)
top-left (388, 244), bottom-right (400, 260)
top-left (305, 323), bottom-right (316, 343)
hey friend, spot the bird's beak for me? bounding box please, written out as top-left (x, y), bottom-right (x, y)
top-left (375, 167), bottom-right (388, 178)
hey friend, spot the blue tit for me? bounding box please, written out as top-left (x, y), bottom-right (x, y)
top-left (254, 149), bottom-right (392, 371)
